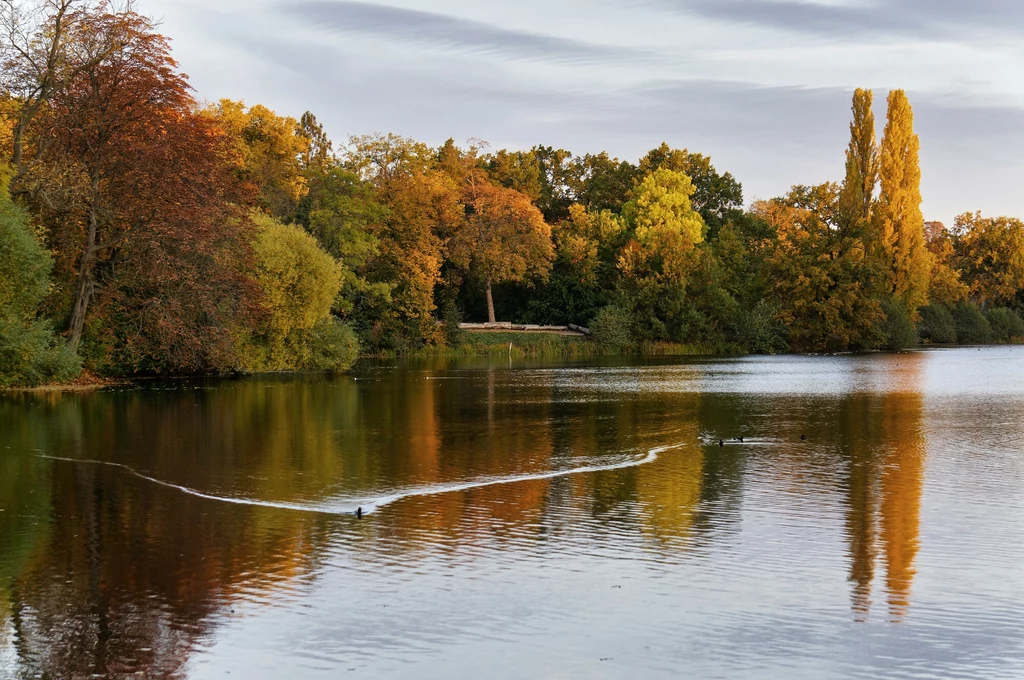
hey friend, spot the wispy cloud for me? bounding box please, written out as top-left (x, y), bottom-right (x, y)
top-left (144, 0), bottom-right (1024, 222)
top-left (278, 1), bottom-right (653, 65)
top-left (636, 0), bottom-right (1024, 39)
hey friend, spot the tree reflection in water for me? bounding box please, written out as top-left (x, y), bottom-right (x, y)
top-left (0, 354), bottom-right (935, 677)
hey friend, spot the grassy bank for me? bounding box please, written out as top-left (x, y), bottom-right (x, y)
top-left (370, 332), bottom-right (737, 359)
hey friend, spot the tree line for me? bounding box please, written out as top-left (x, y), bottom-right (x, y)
top-left (2, 1), bottom-right (1023, 387)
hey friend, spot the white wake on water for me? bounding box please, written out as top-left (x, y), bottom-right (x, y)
top-left (37, 443), bottom-right (683, 517)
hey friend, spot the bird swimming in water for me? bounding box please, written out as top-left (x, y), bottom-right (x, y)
top-left (718, 440), bottom-right (724, 448)
top-left (738, 436), bottom-right (744, 443)
top-left (356, 507), bottom-right (363, 519)
top-left (800, 434), bottom-right (807, 442)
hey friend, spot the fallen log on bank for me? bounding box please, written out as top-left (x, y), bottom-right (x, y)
top-left (458, 323), bottom-right (591, 336)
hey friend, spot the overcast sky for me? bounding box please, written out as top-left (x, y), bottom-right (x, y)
top-left (139, 0), bottom-right (1024, 225)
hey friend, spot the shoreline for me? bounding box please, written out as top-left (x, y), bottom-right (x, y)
top-left (5, 341), bottom-right (1020, 394)
top-left (1, 372), bottom-right (129, 394)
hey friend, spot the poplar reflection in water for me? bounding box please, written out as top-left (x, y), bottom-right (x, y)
top-left (2, 347), bottom-right (1024, 679)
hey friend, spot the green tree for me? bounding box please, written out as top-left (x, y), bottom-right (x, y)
top-left (917, 304), bottom-right (957, 344)
top-left (485, 148), bottom-right (543, 204)
top-left (590, 304), bottom-right (633, 350)
top-left (526, 204), bottom-right (626, 326)
top-left (638, 144), bottom-right (743, 232)
top-left (879, 298), bottom-right (918, 350)
top-left (530, 145), bottom-right (575, 222)
top-left (951, 302), bottom-right (991, 344)
top-left (875, 90), bottom-right (930, 316)
top-left (566, 152), bottom-right (639, 213)
top-left (0, 177), bottom-right (80, 386)
top-left (738, 300), bottom-right (789, 355)
top-left (614, 168), bottom-right (711, 343)
top-left (986, 307), bottom-right (1024, 343)
top-left (296, 111), bottom-right (334, 174)
top-left (295, 167), bottom-right (391, 317)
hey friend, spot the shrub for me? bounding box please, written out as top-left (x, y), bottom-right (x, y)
top-left (439, 298), bottom-right (464, 347)
top-left (0, 318), bottom-right (82, 388)
top-left (738, 300), bottom-right (789, 354)
top-left (304, 318), bottom-right (360, 372)
top-left (879, 299), bottom-right (918, 351)
top-left (590, 305), bottom-right (633, 350)
top-left (917, 304), bottom-right (957, 344)
top-left (986, 307), bottom-right (1024, 343)
top-left (0, 184), bottom-right (81, 387)
top-left (952, 302), bottom-right (992, 344)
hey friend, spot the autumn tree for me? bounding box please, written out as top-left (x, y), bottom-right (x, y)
top-left (875, 90), bottom-right (930, 315)
top-left (206, 99), bottom-right (309, 219)
top-left (923, 221), bottom-right (968, 306)
top-left (460, 182), bottom-right (554, 323)
top-left (18, 9), bottom-right (259, 372)
top-left (614, 168), bottom-right (712, 341)
top-left (758, 186), bottom-right (884, 352)
top-left (526, 203), bottom-right (625, 325)
top-left (0, 0), bottom-right (133, 195)
top-left (838, 88), bottom-right (878, 235)
top-left (950, 212), bottom-right (1024, 307)
top-left (41, 10), bottom-right (190, 352)
top-left (347, 133), bottom-right (463, 347)
top-left (619, 168), bottom-right (705, 282)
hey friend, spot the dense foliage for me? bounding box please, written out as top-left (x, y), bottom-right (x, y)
top-left (2, 2), bottom-right (1024, 386)
top-left (0, 180), bottom-right (79, 386)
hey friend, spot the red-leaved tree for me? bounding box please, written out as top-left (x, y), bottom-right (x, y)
top-left (30, 8), bottom-right (259, 372)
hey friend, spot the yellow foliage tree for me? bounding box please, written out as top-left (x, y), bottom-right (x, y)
top-left (462, 183), bottom-right (554, 323)
top-left (838, 88), bottom-right (878, 233)
top-left (951, 212), bottom-right (1024, 306)
top-left (875, 90), bottom-right (931, 315)
top-left (923, 221), bottom-right (969, 305)
top-left (757, 189), bottom-right (884, 352)
top-left (619, 168), bottom-right (705, 283)
top-left (347, 133), bottom-right (465, 345)
top-left (555, 204), bottom-right (625, 288)
top-left (206, 100), bottom-right (310, 217)
top-left (250, 213), bottom-right (344, 370)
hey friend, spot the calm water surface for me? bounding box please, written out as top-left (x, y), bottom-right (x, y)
top-left (2, 347), bottom-right (1024, 679)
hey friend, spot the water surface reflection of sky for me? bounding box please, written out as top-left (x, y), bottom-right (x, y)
top-left (2, 347), bottom-right (1023, 678)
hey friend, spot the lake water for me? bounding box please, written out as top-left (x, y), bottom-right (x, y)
top-left (2, 347), bottom-right (1024, 679)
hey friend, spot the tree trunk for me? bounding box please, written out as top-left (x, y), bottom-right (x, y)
top-left (486, 278), bottom-right (496, 324)
top-left (68, 253), bottom-right (96, 354)
top-left (69, 193), bottom-right (101, 353)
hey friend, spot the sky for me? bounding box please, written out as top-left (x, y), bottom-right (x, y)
top-left (139, 0), bottom-right (1024, 225)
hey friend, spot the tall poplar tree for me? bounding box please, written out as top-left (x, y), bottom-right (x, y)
top-left (838, 88), bottom-right (878, 234)
top-left (876, 90), bottom-right (930, 315)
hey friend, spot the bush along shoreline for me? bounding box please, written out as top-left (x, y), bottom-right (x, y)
top-left (4, 5), bottom-right (1024, 388)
